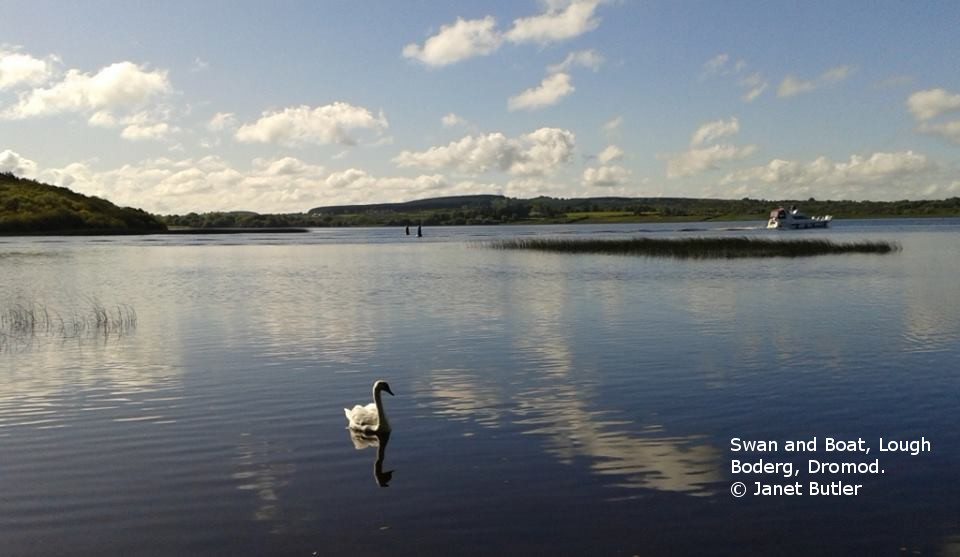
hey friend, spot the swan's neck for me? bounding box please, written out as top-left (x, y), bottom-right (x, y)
top-left (373, 387), bottom-right (389, 430)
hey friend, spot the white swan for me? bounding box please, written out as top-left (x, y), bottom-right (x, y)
top-left (344, 380), bottom-right (394, 433)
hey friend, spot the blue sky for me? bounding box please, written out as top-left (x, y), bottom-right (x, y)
top-left (1, 0), bottom-right (958, 213)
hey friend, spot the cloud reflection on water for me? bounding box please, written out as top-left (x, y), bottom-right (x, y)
top-left (422, 370), bottom-right (507, 430)
top-left (508, 297), bottom-right (720, 496)
top-left (419, 256), bottom-right (722, 496)
top-left (232, 433), bottom-right (295, 531)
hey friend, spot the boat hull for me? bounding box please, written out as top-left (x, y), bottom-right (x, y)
top-left (767, 216), bottom-right (831, 229)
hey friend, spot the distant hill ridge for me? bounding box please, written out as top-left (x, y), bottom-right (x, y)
top-left (306, 194), bottom-right (807, 215)
top-left (306, 193), bottom-right (960, 221)
top-left (0, 172), bottom-right (166, 234)
top-left (307, 194), bottom-right (707, 214)
top-left (309, 195), bottom-right (509, 214)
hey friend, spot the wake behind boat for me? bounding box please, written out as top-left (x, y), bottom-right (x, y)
top-left (767, 206), bottom-right (832, 229)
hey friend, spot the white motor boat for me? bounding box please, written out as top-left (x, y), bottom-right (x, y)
top-left (767, 206), bottom-right (832, 229)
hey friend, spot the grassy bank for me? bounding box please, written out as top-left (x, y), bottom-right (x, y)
top-left (487, 237), bottom-right (901, 258)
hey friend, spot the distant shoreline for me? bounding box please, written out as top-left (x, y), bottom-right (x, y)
top-left (5, 215), bottom-right (960, 237)
top-left (0, 227), bottom-right (311, 237)
top-left (161, 227), bottom-right (310, 234)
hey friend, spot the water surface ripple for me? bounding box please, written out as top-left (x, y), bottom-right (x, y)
top-left (1, 220), bottom-right (958, 555)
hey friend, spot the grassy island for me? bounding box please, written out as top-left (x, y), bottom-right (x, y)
top-left (0, 173), bottom-right (166, 235)
top-left (488, 237), bottom-right (901, 258)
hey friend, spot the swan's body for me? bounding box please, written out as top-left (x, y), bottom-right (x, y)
top-left (344, 380), bottom-right (394, 433)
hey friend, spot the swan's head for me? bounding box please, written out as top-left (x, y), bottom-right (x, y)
top-left (374, 380), bottom-right (394, 396)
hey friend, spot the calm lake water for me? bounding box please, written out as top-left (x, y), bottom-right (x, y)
top-left (1, 220), bottom-right (958, 556)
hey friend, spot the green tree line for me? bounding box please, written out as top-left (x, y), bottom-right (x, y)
top-left (1, 173), bottom-right (166, 234)
top-left (163, 195), bottom-right (960, 228)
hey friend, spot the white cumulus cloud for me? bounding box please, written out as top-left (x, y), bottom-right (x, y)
top-left (403, 2), bottom-right (604, 67)
top-left (321, 168), bottom-right (470, 200)
top-left (663, 144), bottom-right (757, 178)
top-left (690, 117), bottom-right (740, 147)
top-left (509, 48), bottom-right (600, 114)
top-left (257, 156), bottom-right (317, 177)
top-left (441, 112), bottom-right (467, 127)
top-left (547, 49), bottom-right (604, 74)
top-left (87, 108), bottom-right (178, 142)
top-left (393, 127), bottom-right (575, 176)
top-left (207, 111), bottom-right (238, 132)
top-left (701, 53), bottom-right (747, 79)
top-left (17, 152), bottom-right (486, 213)
top-left (602, 115), bottom-right (622, 132)
top-left (505, 0), bottom-right (601, 45)
top-left (718, 151), bottom-right (945, 200)
top-left (0, 149), bottom-right (38, 177)
top-left (778, 75), bottom-right (815, 98)
top-left (701, 54), bottom-right (765, 101)
top-left (727, 151), bottom-right (931, 184)
top-left (917, 120), bottom-right (960, 145)
top-left (2, 61), bottom-right (171, 119)
top-left (0, 48), bottom-right (55, 90)
top-left (739, 73), bottom-right (768, 102)
top-left (190, 57), bottom-right (209, 72)
top-left (907, 88), bottom-right (960, 121)
top-left (662, 118), bottom-right (755, 178)
top-left (583, 164), bottom-right (630, 187)
top-left (121, 122), bottom-right (173, 141)
top-left (778, 65), bottom-right (851, 98)
top-left (596, 144), bottom-right (623, 164)
top-left (508, 72), bottom-right (574, 111)
top-left (403, 16), bottom-right (502, 67)
top-left (906, 88), bottom-right (960, 145)
top-left (235, 102), bottom-right (388, 147)
top-left (702, 53), bottom-right (730, 75)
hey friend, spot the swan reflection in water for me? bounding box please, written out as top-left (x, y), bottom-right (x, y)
top-left (348, 430), bottom-right (394, 487)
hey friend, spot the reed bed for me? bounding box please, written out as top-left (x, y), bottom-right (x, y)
top-left (487, 237), bottom-right (901, 258)
top-left (0, 299), bottom-right (137, 343)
